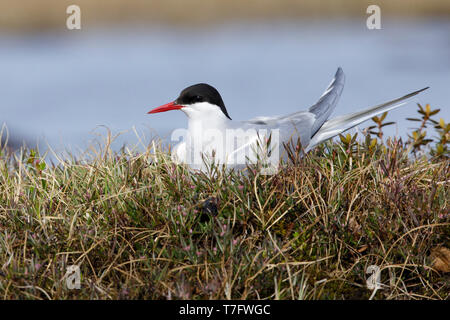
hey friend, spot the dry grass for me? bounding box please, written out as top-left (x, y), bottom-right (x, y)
top-left (2, 0), bottom-right (450, 31)
top-left (0, 115), bottom-right (448, 299)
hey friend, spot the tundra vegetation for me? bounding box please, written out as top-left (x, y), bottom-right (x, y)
top-left (0, 104), bottom-right (448, 299)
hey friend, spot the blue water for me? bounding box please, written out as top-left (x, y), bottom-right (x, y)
top-left (1, 20), bottom-right (449, 157)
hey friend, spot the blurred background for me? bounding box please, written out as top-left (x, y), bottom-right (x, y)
top-left (1, 0), bottom-right (449, 158)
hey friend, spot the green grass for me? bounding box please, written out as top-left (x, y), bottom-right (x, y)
top-left (0, 113), bottom-right (449, 300)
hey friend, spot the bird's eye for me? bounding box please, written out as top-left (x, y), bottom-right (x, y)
top-left (193, 95), bottom-right (203, 102)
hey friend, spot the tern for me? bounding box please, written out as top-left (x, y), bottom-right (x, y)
top-left (148, 68), bottom-right (428, 172)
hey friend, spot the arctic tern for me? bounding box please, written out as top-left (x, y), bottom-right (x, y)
top-left (148, 68), bottom-right (428, 172)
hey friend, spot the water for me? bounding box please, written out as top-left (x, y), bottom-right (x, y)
top-left (1, 19), bottom-right (449, 158)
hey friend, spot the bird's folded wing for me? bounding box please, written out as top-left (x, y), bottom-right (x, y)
top-left (243, 67), bottom-right (345, 139)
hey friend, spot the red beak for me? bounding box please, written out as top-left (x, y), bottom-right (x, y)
top-left (147, 101), bottom-right (183, 114)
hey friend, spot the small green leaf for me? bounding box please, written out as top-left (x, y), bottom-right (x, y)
top-left (429, 109), bottom-right (440, 116)
top-left (406, 118), bottom-right (421, 122)
top-left (346, 133), bottom-right (352, 143)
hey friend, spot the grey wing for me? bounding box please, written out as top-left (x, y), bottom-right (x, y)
top-left (243, 67), bottom-right (345, 148)
top-left (245, 67), bottom-right (345, 138)
top-left (241, 112), bottom-right (316, 150)
top-left (308, 67), bottom-right (345, 136)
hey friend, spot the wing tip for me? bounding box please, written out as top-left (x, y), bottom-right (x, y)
top-left (406, 86), bottom-right (430, 99)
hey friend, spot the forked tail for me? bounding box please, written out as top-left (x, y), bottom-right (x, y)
top-left (306, 87), bottom-right (429, 151)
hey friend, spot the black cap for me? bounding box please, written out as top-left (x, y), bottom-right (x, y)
top-left (175, 83), bottom-right (232, 120)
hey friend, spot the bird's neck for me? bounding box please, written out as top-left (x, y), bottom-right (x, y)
top-left (187, 115), bottom-right (230, 134)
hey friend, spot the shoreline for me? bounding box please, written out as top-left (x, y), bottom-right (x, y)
top-left (2, 0), bottom-right (450, 32)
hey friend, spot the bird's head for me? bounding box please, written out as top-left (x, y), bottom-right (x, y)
top-left (148, 83), bottom-right (232, 120)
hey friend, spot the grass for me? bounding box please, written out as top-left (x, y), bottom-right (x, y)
top-left (2, 0), bottom-right (450, 31)
top-left (0, 109), bottom-right (449, 300)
